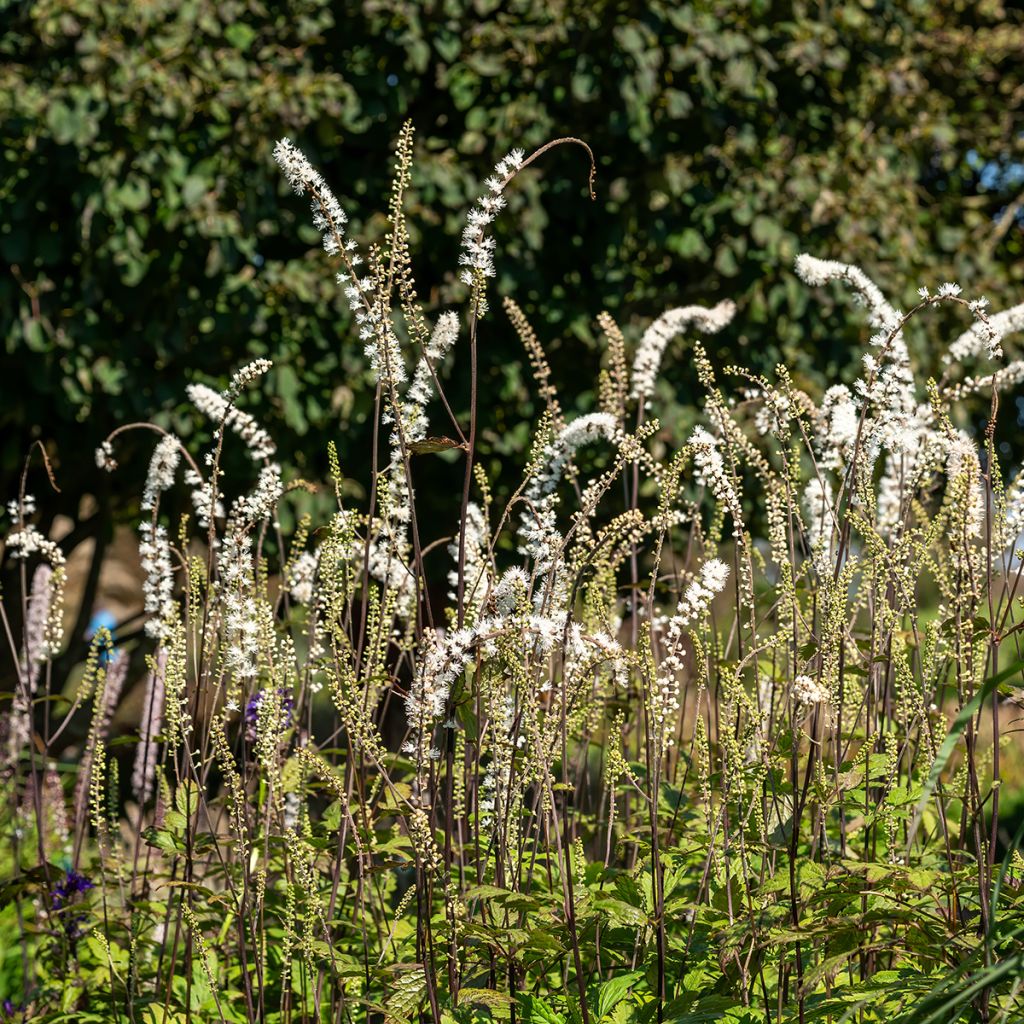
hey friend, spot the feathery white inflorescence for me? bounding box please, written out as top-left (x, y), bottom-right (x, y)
top-left (797, 253), bottom-right (931, 471)
top-left (218, 534), bottom-right (266, 683)
top-left (689, 427), bottom-right (743, 528)
top-left (458, 148), bottom-right (528, 313)
top-left (947, 360), bottom-right (1024, 401)
top-left (816, 385), bottom-right (860, 470)
top-left (630, 301), bottom-right (737, 403)
top-left (793, 673), bottom-right (830, 706)
top-left (528, 413), bottom-right (619, 502)
top-left (95, 440), bottom-right (117, 472)
top-left (493, 567), bottom-right (529, 615)
top-left (141, 434), bottom-right (182, 511)
top-left (228, 359), bottom-right (273, 395)
top-left (944, 433), bottom-right (986, 539)
top-left (406, 312), bottom-right (460, 426)
top-left (185, 466), bottom-right (223, 530)
top-left (187, 383), bottom-right (276, 461)
top-left (363, 319), bottom-right (407, 388)
top-left (369, 323), bottom-right (461, 601)
top-left (139, 522), bottom-right (176, 641)
top-left (366, 533), bottom-right (418, 619)
top-left (946, 300), bottom-right (1024, 365)
top-left (231, 463), bottom-right (283, 527)
top-left (448, 502), bottom-right (490, 610)
top-left (803, 476), bottom-right (835, 556)
top-left (287, 550), bottom-right (319, 605)
top-left (520, 413), bottom-right (619, 570)
top-left (794, 254), bottom-right (899, 332)
top-left (675, 558), bottom-right (730, 629)
top-left (6, 525), bottom-right (65, 567)
top-left (274, 139), bottom-right (392, 370)
top-left (459, 149), bottom-right (526, 307)
top-left (403, 626), bottom-right (478, 766)
top-left (274, 139), bottom-right (351, 259)
top-left (650, 558), bottom-right (730, 748)
top-left (5, 528), bottom-right (65, 658)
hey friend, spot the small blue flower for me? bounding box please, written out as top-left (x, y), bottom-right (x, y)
top-left (51, 869), bottom-right (94, 909)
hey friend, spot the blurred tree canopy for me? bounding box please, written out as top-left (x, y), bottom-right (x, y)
top-left (2, 0), bottom-right (1023, 540)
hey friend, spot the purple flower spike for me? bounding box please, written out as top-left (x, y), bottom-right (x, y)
top-left (51, 869), bottom-right (94, 909)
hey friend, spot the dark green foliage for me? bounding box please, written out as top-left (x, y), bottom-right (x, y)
top-left (2, 0), bottom-right (1023, 525)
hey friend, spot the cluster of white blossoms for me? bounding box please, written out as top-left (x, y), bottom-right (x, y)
top-left (815, 384), bottom-right (859, 470)
top-left (520, 412), bottom-right (619, 571)
top-left (380, 311), bottom-right (460, 554)
top-left (794, 254), bottom-right (900, 332)
top-left (402, 599), bottom-right (625, 775)
top-left (649, 558), bottom-right (730, 748)
top-left (944, 297), bottom-right (1023, 365)
top-left (97, 370), bottom-right (277, 538)
top-left (6, 493), bottom-right (36, 519)
top-left (448, 501), bottom-right (489, 610)
top-left (275, 140), bottom-right (406, 390)
top-left (795, 254), bottom-right (919, 461)
top-left (361, 311), bottom-right (407, 388)
top-left (794, 251), bottom-right (1024, 552)
top-left (404, 311), bottom-right (460, 435)
top-left (138, 521), bottom-right (175, 641)
top-left (459, 149), bottom-right (525, 289)
top-left (286, 550), bottom-right (319, 605)
top-left (366, 532), bottom-right (418, 617)
top-left (493, 567), bottom-right (529, 615)
top-left (944, 432), bottom-right (986, 539)
top-left (803, 476), bottom-right (835, 557)
top-left (141, 434), bottom-right (181, 511)
top-left (227, 358), bottom-right (273, 396)
top-left (230, 462), bottom-right (283, 528)
top-left (793, 673), bottom-right (830, 706)
top-left (6, 525), bottom-right (64, 568)
top-left (186, 383), bottom-right (276, 461)
top-left (689, 427), bottom-right (743, 529)
top-left (223, 593), bottom-right (263, 682)
top-left (5, 528), bottom-right (65, 659)
top-left (185, 465), bottom-right (224, 531)
top-left (675, 558), bottom-right (730, 630)
top-left (750, 387), bottom-right (792, 438)
top-left (273, 139), bottom-right (356, 262)
top-left (276, 141), bottom-right (405, 385)
top-left (95, 439), bottom-right (117, 471)
top-left (359, 312), bottom-right (462, 625)
top-left (217, 534), bottom-right (266, 683)
top-left (403, 625), bottom-right (480, 766)
top-left (629, 300), bottom-right (737, 405)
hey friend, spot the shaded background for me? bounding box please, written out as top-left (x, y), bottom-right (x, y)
top-left (2, 0), bottom-right (1024, 672)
